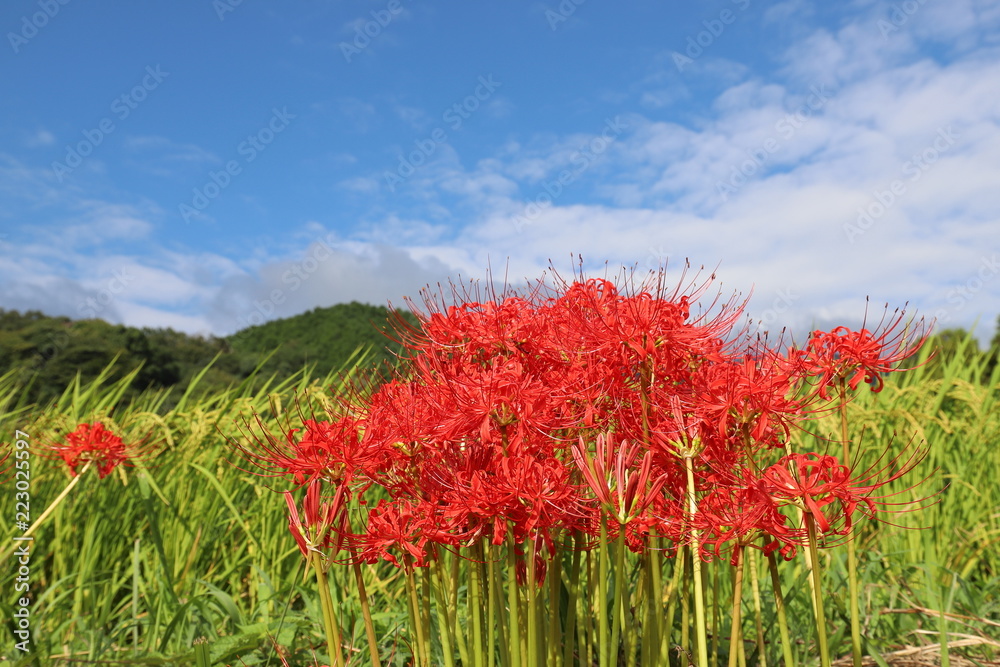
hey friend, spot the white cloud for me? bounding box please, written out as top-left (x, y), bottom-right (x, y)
top-left (24, 129), bottom-right (56, 148)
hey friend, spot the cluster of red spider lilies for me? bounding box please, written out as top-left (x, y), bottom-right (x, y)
top-left (240, 270), bottom-right (925, 567)
top-left (228, 267), bottom-right (929, 667)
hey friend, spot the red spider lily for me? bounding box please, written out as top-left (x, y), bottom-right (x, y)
top-left (233, 415), bottom-right (372, 488)
top-left (356, 499), bottom-right (435, 568)
top-left (284, 479), bottom-right (350, 559)
top-left (762, 452), bottom-right (877, 536)
top-left (47, 422), bottom-right (133, 478)
top-left (488, 454), bottom-right (581, 547)
top-left (694, 472), bottom-right (798, 563)
top-left (694, 350), bottom-right (804, 451)
top-left (789, 306), bottom-right (929, 399)
top-left (572, 433), bottom-right (665, 529)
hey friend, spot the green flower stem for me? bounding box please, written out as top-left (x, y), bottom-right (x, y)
top-left (491, 543), bottom-right (509, 667)
top-left (748, 549), bottom-right (767, 667)
top-left (547, 547), bottom-right (562, 666)
top-left (766, 552), bottom-right (796, 667)
top-left (641, 550), bottom-right (655, 665)
top-left (805, 515), bottom-right (832, 667)
top-left (311, 551), bottom-right (345, 667)
top-left (584, 546), bottom-right (596, 667)
top-left (352, 558), bottom-right (382, 667)
top-left (664, 544), bottom-right (685, 665)
top-left (728, 551), bottom-right (745, 667)
top-left (431, 554), bottom-right (457, 667)
top-left (685, 455), bottom-right (710, 667)
top-left (421, 568), bottom-right (433, 666)
top-left (599, 516), bottom-right (611, 667)
top-left (469, 541), bottom-right (486, 667)
top-left (0, 461), bottom-right (93, 565)
top-left (488, 543), bottom-right (499, 667)
top-left (561, 538), bottom-right (582, 667)
top-left (526, 540), bottom-right (539, 667)
top-left (712, 562), bottom-right (721, 667)
top-left (680, 549), bottom-right (692, 667)
top-left (507, 539), bottom-right (523, 667)
top-left (406, 566), bottom-right (429, 667)
top-left (609, 525), bottom-right (627, 666)
top-left (838, 381), bottom-right (863, 667)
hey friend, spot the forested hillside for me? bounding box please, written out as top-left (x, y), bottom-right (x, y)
top-left (0, 302), bottom-right (416, 407)
top-left (0, 306), bottom-right (997, 411)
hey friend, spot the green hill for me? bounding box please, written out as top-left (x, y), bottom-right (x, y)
top-left (0, 302), bottom-right (416, 408)
top-left (227, 301), bottom-right (417, 378)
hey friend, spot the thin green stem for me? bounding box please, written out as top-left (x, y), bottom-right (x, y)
top-left (470, 541), bottom-right (486, 667)
top-left (685, 456), bottom-right (709, 667)
top-left (805, 515), bottom-right (832, 667)
top-left (712, 562), bottom-right (720, 667)
top-left (599, 516), bottom-right (611, 667)
top-left (491, 543), bottom-right (509, 667)
top-left (664, 543), bottom-right (684, 665)
top-left (421, 568), bottom-right (433, 666)
top-left (561, 537), bottom-right (582, 667)
top-left (584, 547), bottom-right (596, 667)
top-left (312, 551), bottom-right (345, 667)
top-left (352, 559), bottom-right (382, 667)
top-left (748, 549), bottom-right (767, 667)
top-left (728, 551), bottom-right (745, 667)
top-left (0, 461), bottom-right (92, 565)
top-left (488, 543), bottom-right (499, 667)
top-left (508, 540), bottom-right (523, 667)
top-left (838, 381), bottom-right (863, 667)
top-left (527, 540), bottom-right (539, 667)
top-left (642, 550), bottom-right (655, 666)
top-left (610, 525), bottom-right (627, 666)
top-left (680, 549), bottom-right (692, 667)
top-left (406, 567), bottom-right (428, 667)
top-left (547, 547), bottom-right (562, 667)
top-left (766, 552), bottom-right (796, 667)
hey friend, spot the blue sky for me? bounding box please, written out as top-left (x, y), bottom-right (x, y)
top-left (1, 0), bottom-right (999, 342)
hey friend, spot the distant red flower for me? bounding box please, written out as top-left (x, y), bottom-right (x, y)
top-left (48, 422), bottom-right (132, 478)
top-left (789, 307), bottom-right (929, 399)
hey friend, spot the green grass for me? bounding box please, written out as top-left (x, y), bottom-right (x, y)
top-left (1, 341), bottom-right (998, 666)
